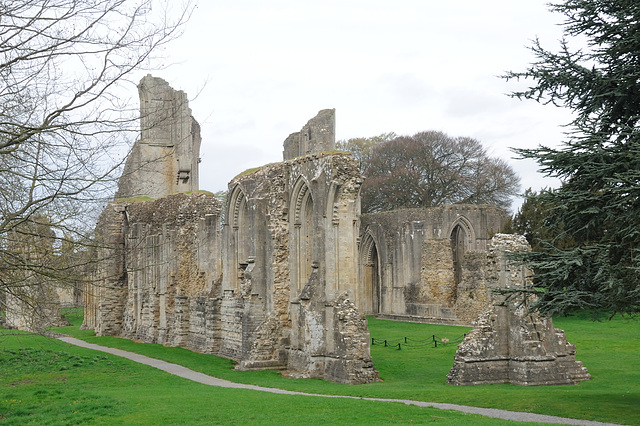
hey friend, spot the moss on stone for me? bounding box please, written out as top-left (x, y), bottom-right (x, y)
top-left (232, 162), bottom-right (282, 180)
top-left (114, 195), bottom-right (155, 203)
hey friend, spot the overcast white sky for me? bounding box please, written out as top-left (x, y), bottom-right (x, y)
top-left (139, 0), bottom-right (574, 211)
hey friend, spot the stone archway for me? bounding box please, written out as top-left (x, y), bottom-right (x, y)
top-left (361, 232), bottom-right (381, 314)
top-left (449, 216), bottom-right (475, 305)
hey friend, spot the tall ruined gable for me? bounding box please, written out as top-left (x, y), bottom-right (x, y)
top-left (222, 146), bottom-right (378, 383)
top-left (116, 75), bottom-right (201, 199)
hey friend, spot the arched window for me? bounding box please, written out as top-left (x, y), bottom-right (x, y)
top-left (450, 224), bottom-right (466, 288)
top-left (229, 186), bottom-right (250, 288)
top-left (449, 216), bottom-right (474, 289)
top-left (291, 178), bottom-right (314, 293)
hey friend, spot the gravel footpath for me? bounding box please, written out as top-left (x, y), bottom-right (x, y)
top-left (57, 336), bottom-right (621, 426)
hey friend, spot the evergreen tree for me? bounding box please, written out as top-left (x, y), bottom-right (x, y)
top-left (508, 188), bottom-right (574, 252)
top-left (504, 0), bottom-right (640, 316)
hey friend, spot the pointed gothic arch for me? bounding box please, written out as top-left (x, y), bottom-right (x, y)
top-left (449, 216), bottom-right (475, 288)
top-left (360, 230), bottom-right (381, 314)
top-left (228, 185), bottom-right (250, 288)
top-left (290, 177), bottom-right (314, 294)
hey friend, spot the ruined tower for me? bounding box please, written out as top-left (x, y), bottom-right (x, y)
top-left (116, 75), bottom-right (201, 199)
top-left (283, 109), bottom-right (335, 160)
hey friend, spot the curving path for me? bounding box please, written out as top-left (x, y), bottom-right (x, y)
top-left (57, 336), bottom-right (621, 426)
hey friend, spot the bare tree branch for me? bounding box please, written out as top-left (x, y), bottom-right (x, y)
top-left (0, 0), bottom-right (193, 331)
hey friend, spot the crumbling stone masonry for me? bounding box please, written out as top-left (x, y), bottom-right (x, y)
top-left (83, 75), bottom-right (588, 386)
top-left (217, 108), bottom-right (377, 382)
top-left (222, 145), bottom-right (376, 382)
top-left (359, 206), bottom-right (507, 324)
top-left (283, 109), bottom-right (335, 160)
top-left (84, 93), bottom-right (378, 384)
top-left (447, 234), bottom-right (591, 386)
top-left (2, 219), bottom-right (75, 331)
top-left (83, 192), bottom-right (222, 352)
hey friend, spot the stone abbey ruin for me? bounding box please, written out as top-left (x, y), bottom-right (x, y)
top-left (74, 75), bottom-right (588, 385)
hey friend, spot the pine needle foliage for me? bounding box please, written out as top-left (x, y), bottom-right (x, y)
top-left (503, 0), bottom-right (640, 316)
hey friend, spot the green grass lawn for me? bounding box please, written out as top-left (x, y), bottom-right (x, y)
top-left (1, 330), bottom-right (526, 425)
top-left (2, 308), bottom-right (638, 424)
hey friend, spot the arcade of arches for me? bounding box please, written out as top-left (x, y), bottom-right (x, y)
top-left (359, 205), bottom-right (505, 325)
top-left (80, 77), bottom-right (589, 387)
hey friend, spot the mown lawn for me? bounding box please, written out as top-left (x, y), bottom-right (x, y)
top-left (2, 329), bottom-right (526, 425)
top-left (2, 309), bottom-right (638, 424)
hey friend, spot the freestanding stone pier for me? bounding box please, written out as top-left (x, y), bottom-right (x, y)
top-left (447, 234), bottom-right (591, 386)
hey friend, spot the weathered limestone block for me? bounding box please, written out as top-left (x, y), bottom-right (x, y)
top-left (287, 265), bottom-right (328, 378)
top-left (421, 239), bottom-right (456, 306)
top-left (453, 251), bottom-right (489, 325)
top-left (222, 161), bottom-right (290, 368)
top-left (447, 234), bottom-right (591, 386)
top-left (325, 294), bottom-right (379, 384)
top-left (287, 266), bottom-right (379, 383)
top-left (238, 315), bottom-right (288, 370)
top-left (83, 202), bottom-right (128, 336)
top-left (219, 290), bottom-right (244, 359)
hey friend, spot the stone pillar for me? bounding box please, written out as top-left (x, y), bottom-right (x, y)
top-left (447, 234), bottom-right (591, 386)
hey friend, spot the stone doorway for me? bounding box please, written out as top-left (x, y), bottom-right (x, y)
top-left (362, 234), bottom-right (381, 314)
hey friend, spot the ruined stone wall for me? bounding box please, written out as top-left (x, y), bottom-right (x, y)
top-left (85, 104), bottom-right (378, 384)
top-left (120, 193), bottom-right (222, 351)
top-left (285, 153), bottom-right (376, 383)
top-left (83, 202), bottom-right (128, 335)
top-left (116, 75), bottom-right (201, 199)
top-left (84, 193), bottom-right (223, 355)
top-left (222, 151), bottom-right (377, 383)
top-left (220, 161), bottom-right (289, 365)
top-left (447, 234), bottom-right (591, 386)
top-left (3, 220), bottom-right (69, 331)
top-left (359, 205), bottom-right (507, 324)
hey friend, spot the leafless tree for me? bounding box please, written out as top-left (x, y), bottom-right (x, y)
top-left (0, 0), bottom-right (192, 330)
top-left (336, 133), bottom-right (396, 168)
top-left (359, 131), bottom-right (520, 213)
